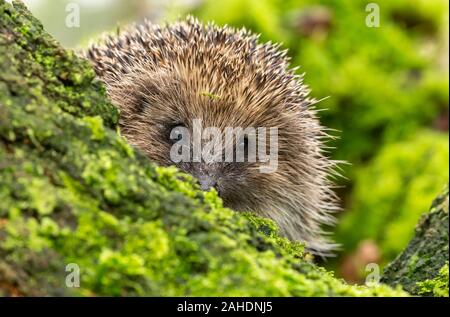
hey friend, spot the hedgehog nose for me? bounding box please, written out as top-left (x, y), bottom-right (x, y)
top-left (198, 175), bottom-right (217, 192)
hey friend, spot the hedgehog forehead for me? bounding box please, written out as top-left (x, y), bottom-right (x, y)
top-left (140, 62), bottom-right (302, 127)
top-left (130, 64), bottom-right (301, 132)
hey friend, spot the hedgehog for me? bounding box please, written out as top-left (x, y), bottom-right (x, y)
top-left (85, 17), bottom-right (340, 255)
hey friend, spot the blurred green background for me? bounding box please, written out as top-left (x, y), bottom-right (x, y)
top-left (22, 0), bottom-right (449, 283)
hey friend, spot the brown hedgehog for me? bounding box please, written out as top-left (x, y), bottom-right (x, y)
top-left (85, 17), bottom-right (340, 255)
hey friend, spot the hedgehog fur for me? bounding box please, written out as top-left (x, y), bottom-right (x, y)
top-left (85, 16), bottom-right (340, 255)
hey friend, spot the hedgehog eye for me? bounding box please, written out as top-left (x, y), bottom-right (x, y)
top-left (169, 124), bottom-right (187, 143)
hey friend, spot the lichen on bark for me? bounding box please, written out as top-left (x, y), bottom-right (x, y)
top-left (0, 0), bottom-right (412, 297)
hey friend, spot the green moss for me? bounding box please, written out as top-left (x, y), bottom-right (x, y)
top-left (200, 91), bottom-right (221, 100)
top-left (0, 0), bottom-right (408, 297)
top-left (417, 263), bottom-right (449, 297)
top-left (82, 116), bottom-right (106, 141)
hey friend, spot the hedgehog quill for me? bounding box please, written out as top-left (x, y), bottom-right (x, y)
top-left (86, 17), bottom-right (340, 255)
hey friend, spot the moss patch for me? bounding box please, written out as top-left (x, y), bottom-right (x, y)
top-left (417, 262), bottom-right (449, 297)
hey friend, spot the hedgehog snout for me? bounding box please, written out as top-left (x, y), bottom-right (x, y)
top-left (190, 164), bottom-right (221, 194)
top-left (197, 175), bottom-right (218, 191)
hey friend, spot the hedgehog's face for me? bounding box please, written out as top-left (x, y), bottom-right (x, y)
top-left (111, 68), bottom-right (304, 213)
